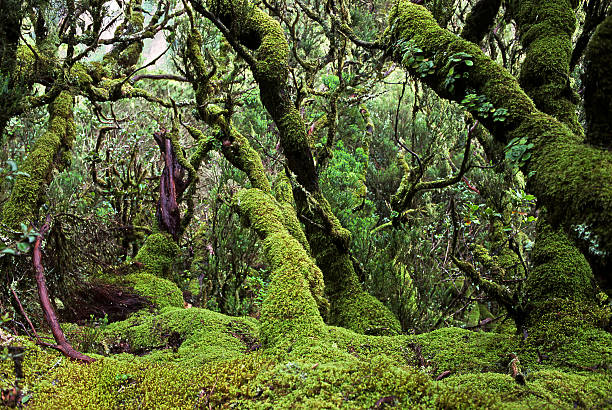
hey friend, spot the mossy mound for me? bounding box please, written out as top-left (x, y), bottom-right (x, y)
top-left (90, 307), bottom-right (260, 363)
top-left (134, 233), bottom-right (181, 279)
top-left (330, 289), bottom-right (402, 336)
top-left (114, 272), bottom-right (184, 309)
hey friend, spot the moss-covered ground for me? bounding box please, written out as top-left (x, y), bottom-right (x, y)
top-left (1, 306), bottom-right (610, 409)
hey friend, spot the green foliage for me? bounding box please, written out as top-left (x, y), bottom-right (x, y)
top-left (396, 39), bottom-right (436, 77)
top-left (444, 52), bottom-right (473, 92)
top-left (460, 94), bottom-right (507, 121)
top-left (505, 137), bottom-right (535, 168)
top-left (0, 223), bottom-right (39, 257)
top-left (321, 74), bottom-right (340, 91)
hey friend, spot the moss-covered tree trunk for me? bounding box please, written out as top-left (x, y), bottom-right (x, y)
top-left (1, 91), bottom-right (75, 228)
top-left (385, 0), bottom-right (611, 367)
top-left (512, 0), bottom-right (611, 366)
top-left (386, 2), bottom-right (612, 260)
top-left (193, 0), bottom-right (401, 335)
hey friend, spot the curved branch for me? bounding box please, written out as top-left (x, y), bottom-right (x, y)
top-left (33, 216), bottom-right (95, 363)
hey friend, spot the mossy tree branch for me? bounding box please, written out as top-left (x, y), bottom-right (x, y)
top-left (386, 1), bottom-right (612, 262)
top-left (192, 0), bottom-right (401, 334)
top-left (460, 0), bottom-right (502, 45)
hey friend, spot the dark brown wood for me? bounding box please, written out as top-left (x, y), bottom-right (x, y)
top-left (33, 216), bottom-right (95, 363)
top-left (153, 130), bottom-right (188, 241)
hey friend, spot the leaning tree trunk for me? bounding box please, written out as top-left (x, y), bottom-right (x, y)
top-left (385, 0), bottom-right (611, 368)
top-left (1, 91), bottom-right (75, 228)
top-left (192, 0), bottom-right (401, 335)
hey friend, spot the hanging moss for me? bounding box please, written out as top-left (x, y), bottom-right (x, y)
top-left (102, 0), bottom-right (145, 72)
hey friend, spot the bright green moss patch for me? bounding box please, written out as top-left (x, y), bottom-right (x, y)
top-left (438, 369), bottom-right (612, 408)
top-left (1, 306), bottom-right (609, 409)
top-left (234, 188), bottom-right (328, 346)
top-left (411, 327), bottom-right (517, 374)
top-left (4, 320), bottom-right (608, 409)
top-left (91, 307), bottom-right (260, 361)
top-left (135, 233), bottom-right (180, 279)
top-left (115, 272), bottom-right (184, 309)
top-left (331, 289), bottom-right (402, 336)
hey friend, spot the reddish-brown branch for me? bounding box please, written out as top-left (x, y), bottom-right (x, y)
top-left (10, 287), bottom-right (41, 343)
top-left (462, 176), bottom-right (480, 194)
top-left (153, 130), bottom-right (188, 241)
top-left (33, 216), bottom-right (95, 363)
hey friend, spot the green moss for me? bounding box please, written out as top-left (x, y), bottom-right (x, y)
top-left (308, 218), bottom-right (400, 335)
top-left (117, 272), bottom-right (184, 309)
top-left (69, 62), bottom-right (94, 87)
top-left (515, 0), bottom-right (582, 136)
top-left (438, 369), bottom-right (612, 408)
top-left (1, 311), bottom-right (609, 409)
top-left (135, 233), bottom-right (180, 279)
top-left (527, 222), bottom-right (594, 303)
top-left (386, 1), bottom-right (612, 256)
top-left (330, 289), bottom-right (401, 336)
top-left (273, 173), bottom-right (310, 252)
top-left (1, 91), bottom-right (75, 227)
top-left (522, 298), bottom-right (612, 369)
top-left (90, 307), bottom-right (259, 360)
top-left (234, 189), bottom-right (328, 345)
top-left (411, 327), bottom-right (517, 374)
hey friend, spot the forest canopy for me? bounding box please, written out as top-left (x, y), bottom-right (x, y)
top-left (0, 0), bottom-right (611, 408)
